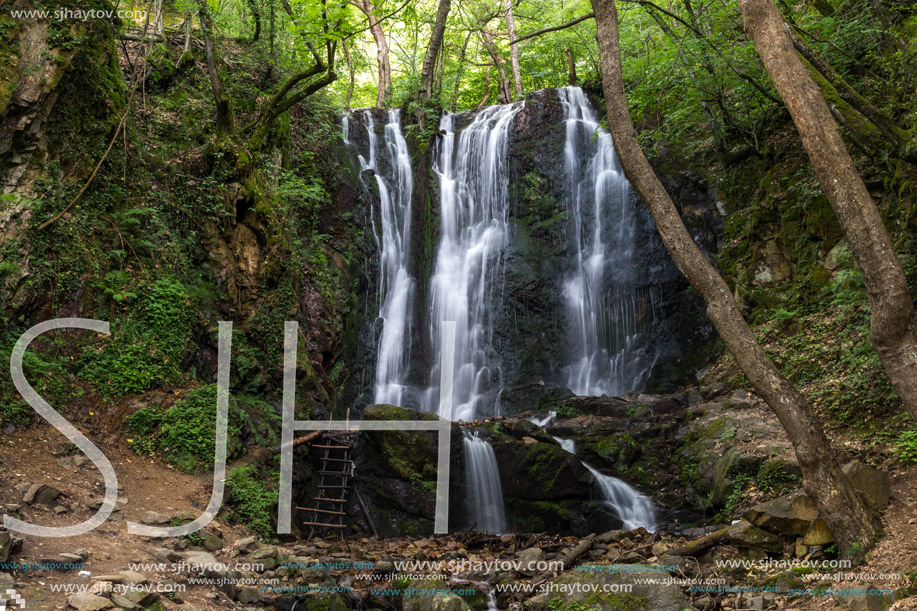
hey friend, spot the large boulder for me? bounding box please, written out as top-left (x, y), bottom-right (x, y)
top-left (490, 438), bottom-right (590, 501)
top-left (0, 532), bottom-right (11, 563)
top-left (403, 576), bottom-right (473, 611)
top-left (357, 405), bottom-right (466, 537)
top-left (743, 489), bottom-right (818, 537)
top-left (727, 520), bottom-right (783, 553)
top-left (524, 564), bottom-right (689, 611)
top-left (843, 461), bottom-right (890, 511)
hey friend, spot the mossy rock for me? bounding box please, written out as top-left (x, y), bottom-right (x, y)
top-left (524, 565), bottom-right (688, 610)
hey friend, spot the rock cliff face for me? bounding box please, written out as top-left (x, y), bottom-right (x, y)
top-left (1, 1), bottom-right (126, 312)
top-left (348, 89), bottom-right (719, 413)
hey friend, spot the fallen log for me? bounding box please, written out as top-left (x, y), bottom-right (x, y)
top-left (667, 527), bottom-right (729, 557)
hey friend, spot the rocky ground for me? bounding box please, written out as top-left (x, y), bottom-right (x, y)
top-left (2, 387), bottom-right (916, 611)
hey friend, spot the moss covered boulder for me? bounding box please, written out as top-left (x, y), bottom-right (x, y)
top-left (357, 405), bottom-right (466, 536)
top-left (524, 563), bottom-right (689, 611)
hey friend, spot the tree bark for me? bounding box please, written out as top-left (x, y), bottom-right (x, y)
top-left (504, 0), bottom-right (523, 98)
top-left (247, 0), bottom-right (262, 41)
top-left (481, 30), bottom-right (512, 104)
top-left (450, 32), bottom-right (473, 111)
top-left (420, 0), bottom-right (451, 97)
top-left (590, 0), bottom-right (882, 555)
top-left (478, 64), bottom-right (492, 108)
top-left (352, 0), bottom-right (392, 107)
top-left (342, 37), bottom-right (355, 108)
top-left (195, 0), bottom-right (234, 138)
top-left (738, 0), bottom-right (917, 422)
top-left (565, 44), bottom-right (578, 85)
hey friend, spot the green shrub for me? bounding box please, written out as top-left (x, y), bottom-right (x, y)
top-left (892, 429), bottom-right (917, 464)
top-left (80, 277), bottom-right (193, 397)
top-left (125, 385), bottom-right (281, 472)
top-left (225, 465), bottom-right (277, 539)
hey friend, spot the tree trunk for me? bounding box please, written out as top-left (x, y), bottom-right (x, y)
top-left (590, 0), bottom-right (882, 555)
top-left (738, 0), bottom-right (917, 422)
top-left (478, 65), bottom-right (492, 108)
top-left (420, 0), bottom-right (451, 98)
top-left (269, 0), bottom-right (275, 57)
top-left (451, 32), bottom-right (473, 111)
top-left (247, 0), bottom-right (261, 42)
top-left (504, 0), bottom-right (523, 98)
top-left (195, 0), bottom-right (234, 138)
top-left (787, 25), bottom-right (909, 152)
top-left (565, 44), bottom-right (578, 85)
top-left (481, 30), bottom-right (512, 104)
top-left (343, 37), bottom-right (355, 108)
top-left (352, 0), bottom-right (392, 107)
top-left (183, 8), bottom-right (192, 54)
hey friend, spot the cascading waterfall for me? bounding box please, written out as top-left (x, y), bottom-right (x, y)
top-left (426, 102), bottom-right (522, 533)
top-left (353, 110), bottom-right (415, 407)
top-left (584, 464), bottom-right (657, 531)
top-left (463, 431), bottom-right (507, 533)
top-left (425, 102), bottom-right (524, 423)
top-left (559, 86), bottom-right (660, 397)
top-left (528, 411), bottom-right (655, 531)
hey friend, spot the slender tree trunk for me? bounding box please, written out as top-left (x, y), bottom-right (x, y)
top-left (504, 0), bottom-right (523, 98)
top-left (738, 0), bottom-right (917, 421)
top-left (196, 0), bottom-right (234, 138)
top-left (435, 41), bottom-right (446, 94)
top-left (565, 44), bottom-right (578, 85)
top-left (451, 31), bottom-right (473, 111)
top-left (269, 0), bottom-right (275, 57)
top-left (481, 30), bottom-right (512, 104)
top-left (591, 0), bottom-right (881, 555)
top-left (343, 37), bottom-right (355, 108)
top-left (183, 8), bottom-right (192, 54)
top-left (787, 25), bottom-right (909, 152)
top-left (478, 65), bottom-right (492, 108)
top-left (154, 0), bottom-right (163, 35)
top-left (352, 0), bottom-right (392, 107)
top-left (420, 0), bottom-right (451, 97)
top-left (247, 0), bottom-right (261, 41)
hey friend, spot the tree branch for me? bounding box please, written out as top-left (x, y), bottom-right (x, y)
top-left (515, 13), bottom-right (594, 45)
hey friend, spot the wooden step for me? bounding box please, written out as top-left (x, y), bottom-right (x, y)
top-left (307, 508), bottom-right (347, 516)
top-left (318, 470), bottom-right (353, 477)
top-left (316, 485), bottom-right (350, 489)
top-left (301, 521), bottom-right (346, 529)
top-left (321, 458), bottom-right (353, 463)
top-left (313, 445), bottom-right (352, 450)
top-left (313, 497), bottom-right (347, 503)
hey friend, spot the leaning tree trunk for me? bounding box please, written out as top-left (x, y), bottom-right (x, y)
top-left (247, 0), bottom-right (261, 41)
top-left (738, 0), bottom-right (917, 422)
top-left (420, 0), bottom-right (451, 98)
top-left (504, 0), bottom-right (523, 98)
top-left (591, 0), bottom-right (881, 555)
top-left (195, 0), bottom-right (234, 138)
top-left (352, 0), bottom-right (392, 107)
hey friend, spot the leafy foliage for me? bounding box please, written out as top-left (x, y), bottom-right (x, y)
top-left (225, 465), bottom-right (278, 539)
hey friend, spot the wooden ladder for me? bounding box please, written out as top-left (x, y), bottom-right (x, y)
top-left (298, 431), bottom-right (358, 537)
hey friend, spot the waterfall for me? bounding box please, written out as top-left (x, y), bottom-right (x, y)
top-left (528, 410), bottom-right (556, 428)
top-left (425, 102), bottom-right (524, 422)
top-left (529, 411), bottom-right (652, 531)
top-left (553, 436), bottom-right (576, 454)
top-left (354, 110), bottom-right (415, 407)
top-left (463, 431), bottom-right (507, 533)
top-left (584, 463), bottom-right (656, 531)
top-left (558, 86), bottom-right (660, 397)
